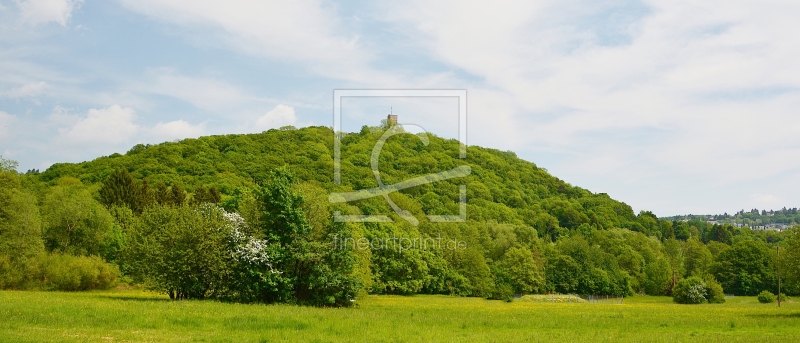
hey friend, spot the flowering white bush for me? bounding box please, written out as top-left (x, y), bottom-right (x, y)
top-left (229, 228), bottom-right (278, 274)
top-left (686, 282), bottom-right (708, 304)
top-left (223, 208), bottom-right (279, 274)
top-left (673, 276), bottom-right (711, 304)
top-left (222, 210), bottom-right (246, 229)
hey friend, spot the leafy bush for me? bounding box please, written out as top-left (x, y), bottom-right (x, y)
top-left (125, 203), bottom-right (235, 300)
top-left (673, 276), bottom-right (727, 304)
top-left (37, 253), bottom-right (119, 291)
top-left (673, 277), bottom-right (708, 304)
top-left (1, 253), bottom-right (43, 290)
top-left (758, 290), bottom-right (776, 303)
top-left (705, 275), bottom-right (726, 304)
top-left (0, 254), bottom-right (15, 288)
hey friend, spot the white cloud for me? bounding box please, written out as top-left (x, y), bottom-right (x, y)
top-left (255, 104), bottom-right (296, 131)
top-left (117, 0), bottom-right (397, 83)
top-left (17, 0), bottom-right (83, 26)
top-left (4, 81), bottom-right (48, 98)
top-left (56, 105), bottom-right (139, 146)
top-left (51, 102), bottom-right (212, 153)
top-left (148, 120), bottom-right (206, 142)
top-left (0, 111), bottom-right (16, 140)
top-left (142, 70), bottom-right (251, 111)
top-left (53, 104), bottom-right (208, 148)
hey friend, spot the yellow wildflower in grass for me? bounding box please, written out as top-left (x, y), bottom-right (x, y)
top-left (0, 290), bottom-right (798, 342)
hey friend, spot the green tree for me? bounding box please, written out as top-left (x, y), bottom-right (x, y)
top-left (0, 157), bottom-right (43, 260)
top-left (545, 253), bottom-right (580, 293)
top-left (0, 156), bottom-right (44, 288)
top-left (256, 168), bottom-right (360, 305)
top-left (171, 184), bottom-right (186, 206)
top-left (706, 224), bottom-right (732, 244)
top-left (712, 240), bottom-right (775, 296)
top-left (674, 221), bottom-right (691, 241)
top-left (779, 227), bottom-right (800, 295)
top-left (155, 183), bottom-right (171, 205)
top-left (99, 169), bottom-right (151, 213)
top-left (496, 246), bottom-right (545, 295)
top-left (660, 220), bottom-right (675, 240)
top-left (662, 239), bottom-right (684, 291)
top-left (643, 257), bottom-right (672, 295)
top-left (683, 238), bottom-right (712, 277)
top-left (458, 246), bottom-right (494, 297)
top-left (41, 178), bottom-right (115, 256)
top-left (706, 241), bottom-right (729, 259)
top-left (126, 203), bottom-right (234, 300)
top-left (193, 185), bottom-right (222, 204)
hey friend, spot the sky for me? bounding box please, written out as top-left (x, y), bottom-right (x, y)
top-left (1, 0), bottom-right (799, 216)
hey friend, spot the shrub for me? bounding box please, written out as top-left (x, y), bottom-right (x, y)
top-left (673, 277), bottom-right (708, 304)
top-left (38, 253), bottom-right (119, 291)
top-left (673, 276), bottom-right (728, 304)
top-left (125, 204), bottom-right (234, 300)
top-left (491, 282), bottom-right (515, 302)
top-left (758, 290), bottom-right (776, 303)
top-left (0, 253), bottom-right (46, 290)
top-left (0, 254), bottom-right (14, 288)
top-left (704, 275), bottom-right (726, 304)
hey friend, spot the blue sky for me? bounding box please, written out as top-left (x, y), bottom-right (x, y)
top-left (1, 0), bottom-right (800, 216)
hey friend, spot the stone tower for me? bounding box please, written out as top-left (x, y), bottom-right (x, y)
top-left (386, 114), bottom-right (398, 126)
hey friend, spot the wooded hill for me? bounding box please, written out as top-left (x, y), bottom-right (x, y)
top-left (2, 125), bottom-right (798, 305)
top-left (41, 125), bottom-right (642, 237)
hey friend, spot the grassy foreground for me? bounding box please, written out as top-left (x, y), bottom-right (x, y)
top-left (1, 290), bottom-right (798, 342)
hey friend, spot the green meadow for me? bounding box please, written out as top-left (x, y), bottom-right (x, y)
top-left (1, 290), bottom-right (798, 342)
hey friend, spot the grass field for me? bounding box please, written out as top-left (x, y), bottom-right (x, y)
top-left (1, 290), bottom-right (798, 342)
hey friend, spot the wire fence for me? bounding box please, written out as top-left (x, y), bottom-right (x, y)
top-left (579, 294), bottom-right (625, 304)
top-left (514, 293), bottom-right (625, 304)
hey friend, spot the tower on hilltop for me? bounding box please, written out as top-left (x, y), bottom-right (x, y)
top-left (387, 107), bottom-right (398, 126)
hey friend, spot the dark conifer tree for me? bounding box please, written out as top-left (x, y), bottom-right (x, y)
top-left (155, 183), bottom-right (171, 205)
top-left (208, 185), bottom-right (222, 203)
top-left (138, 179), bottom-right (155, 210)
top-left (171, 184), bottom-right (186, 206)
top-left (193, 186), bottom-right (209, 204)
top-left (99, 169), bottom-right (142, 213)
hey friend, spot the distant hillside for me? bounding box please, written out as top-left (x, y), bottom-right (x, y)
top-left (663, 207), bottom-right (800, 229)
top-left (38, 125), bottom-right (653, 239)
